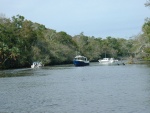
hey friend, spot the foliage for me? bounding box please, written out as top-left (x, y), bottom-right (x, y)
top-left (132, 3), bottom-right (150, 60)
top-left (0, 11), bottom-right (150, 69)
top-left (145, 0), bottom-right (150, 7)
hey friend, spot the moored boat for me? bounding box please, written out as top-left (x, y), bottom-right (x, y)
top-left (73, 55), bottom-right (89, 66)
top-left (31, 62), bottom-right (43, 68)
top-left (98, 58), bottom-right (118, 64)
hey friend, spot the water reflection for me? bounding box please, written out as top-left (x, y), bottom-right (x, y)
top-left (0, 64), bottom-right (74, 77)
top-left (0, 68), bottom-right (33, 77)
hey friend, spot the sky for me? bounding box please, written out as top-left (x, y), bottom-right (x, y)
top-left (0, 0), bottom-right (150, 38)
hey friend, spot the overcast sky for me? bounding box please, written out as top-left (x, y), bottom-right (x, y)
top-left (0, 0), bottom-right (150, 38)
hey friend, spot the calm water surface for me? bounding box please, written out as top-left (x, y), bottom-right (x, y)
top-left (0, 63), bottom-right (150, 113)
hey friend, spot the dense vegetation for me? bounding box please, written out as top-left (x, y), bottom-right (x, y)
top-left (0, 2), bottom-right (150, 69)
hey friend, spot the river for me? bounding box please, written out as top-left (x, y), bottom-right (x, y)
top-left (0, 63), bottom-right (150, 113)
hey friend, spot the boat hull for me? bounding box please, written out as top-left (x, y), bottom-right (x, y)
top-left (73, 60), bottom-right (89, 66)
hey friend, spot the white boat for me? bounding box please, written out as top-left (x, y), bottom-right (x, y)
top-left (73, 55), bottom-right (90, 66)
top-left (98, 58), bottom-right (118, 64)
top-left (31, 62), bottom-right (43, 68)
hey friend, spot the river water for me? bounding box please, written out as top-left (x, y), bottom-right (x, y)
top-left (0, 63), bottom-right (150, 113)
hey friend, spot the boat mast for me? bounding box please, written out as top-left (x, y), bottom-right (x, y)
top-left (105, 51), bottom-right (106, 58)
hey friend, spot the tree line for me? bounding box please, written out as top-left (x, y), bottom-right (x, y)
top-left (0, 3), bottom-right (150, 69)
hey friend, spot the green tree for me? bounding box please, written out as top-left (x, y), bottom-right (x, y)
top-left (0, 15), bottom-right (21, 68)
top-left (141, 19), bottom-right (150, 60)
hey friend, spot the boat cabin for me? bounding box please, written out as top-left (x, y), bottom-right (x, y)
top-left (74, 55), bottom-right (87, 61)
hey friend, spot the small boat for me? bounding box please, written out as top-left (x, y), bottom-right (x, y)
top-left (73, 55), bottom-right (89, 66)
top-left (98, 58), bottom-right (118, 64)
top-left (31, 62), bottom-right (43, 68)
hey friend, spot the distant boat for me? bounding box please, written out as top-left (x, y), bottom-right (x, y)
top-left (31, 62), bottom-right (43, 68)
top-left (98, 58), bottom-right (118, 64)
top-left (98, 51), bottom-right (119, 64)
top-left (73, 55), bottom-right (90, 66)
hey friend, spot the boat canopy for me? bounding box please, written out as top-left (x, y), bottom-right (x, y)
top-left (74, 55), bottom-right (87, 61)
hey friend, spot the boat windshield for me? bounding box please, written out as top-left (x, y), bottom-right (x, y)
top-left (75, 57), bottom-right (86, 61)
